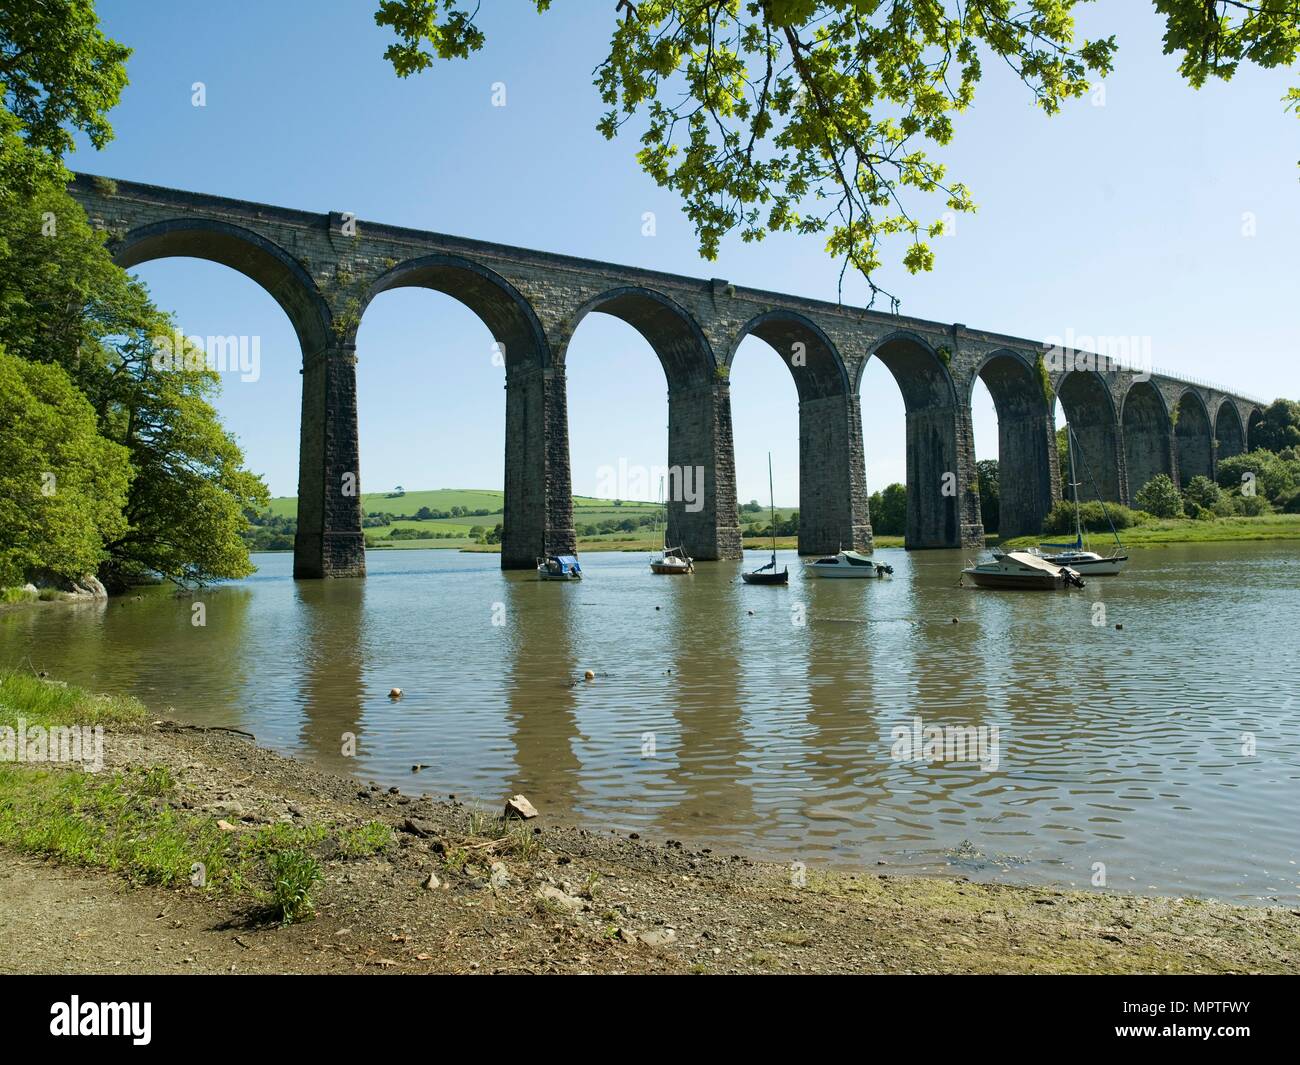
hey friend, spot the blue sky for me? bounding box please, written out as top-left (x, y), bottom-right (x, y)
top-left (79, 2), bottom-right (1297, 504)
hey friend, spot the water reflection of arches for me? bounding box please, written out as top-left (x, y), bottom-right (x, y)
top-left (292, 577), bottom-right (367, 774)
top-left (793, 577), bottom-right (884, 836)
top-left (499, 575), bottom-right (583, 807)
top-left (859, 331), bottom-right (962, 547)
top-left (970, 349), bottom-right (1058, 537)
top-left (1056, 371), bottom-right (1122, 502)
top-left (1121, 380), bottom-right (1172, 504)
top-left (1173, 390), bottom-right (1213, 486)
top-left (655, 569), bottom-right (754, 835)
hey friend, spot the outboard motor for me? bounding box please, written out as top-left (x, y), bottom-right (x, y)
top-left (1064, 567), bottom-right (1085, 589)
top-left (876, 563), bottom-right (894, 577)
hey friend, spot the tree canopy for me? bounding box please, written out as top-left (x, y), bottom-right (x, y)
top-left (0, 0), bottom-right (268, 589)
top-left (376, 1), bottom-right (1300, 308)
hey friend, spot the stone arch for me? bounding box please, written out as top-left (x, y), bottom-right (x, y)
top-left (554, 285), bottom-right (715, 388)
top-left (356, 255), bottom-right (565, 569)
top-left (1247, 406), bottom-right (1265, 451)
top-left (1121, 379), bottom-right (1172, 504)
top-left (968, 348), bottom-right (1056, 538)
top-left (555, 286), bottom-right (738, 560)
top-left (112, 218), bottom-right (331, 356)
top-left (357, 254), bottom-right (549, 370)
top-left (1174, 390), bottom-right (1213, 486)
top-left (1056, 370), bottom-right (1122, 503)
top-left (111, 218), bottom-right (355, 579)
top-left (860, 331), bottom-right (962, 548)
top-left (726, 312), bottom-right (861, 554)
top-left (725, 311), bottom-right (849, 399)
top-left (1215, 400), bottom-right (1246, 462)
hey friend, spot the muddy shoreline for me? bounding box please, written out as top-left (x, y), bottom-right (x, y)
top-left (3, 718), bottom-right (1298, 975)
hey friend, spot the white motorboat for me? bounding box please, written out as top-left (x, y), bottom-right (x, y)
top-left (991, 424), bottom-right (1128, 576)
top-left (992, 544), bottom-right (1127, 575)
top-left (963, 550), bottom-right (1085, 590)
top-left (806, 549), bottom-right (894, 579)
top-left (537, 554), bottom-right (582, 580)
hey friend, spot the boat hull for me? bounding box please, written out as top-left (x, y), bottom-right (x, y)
top-left (650, 562), bottom-right (693, 574)
top-left (742, 569), bottom-right (788, 585)
top-left (963, 570), bottom-right (1066, 590)
top-left (806, 567), bottom-right (885, 579)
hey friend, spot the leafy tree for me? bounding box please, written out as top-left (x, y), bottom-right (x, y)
top-left (1181, 474), bottom-right (1222, 512)
top-left (976, 458), bottom-right (999, 533)
top-left (869, 482), bottom-right (906, 536)
top-left (1215, 449), bottom-right (1299, 503)
top-left (1247, 398), bottom-right (1300, 454)
top-left (0, 0), bottom-right (269, 587)
top-left (1043, 499), bottom-right (1141, 535)
top-left (375, 1), bottom-right (1299, 305)
top-left (0, 346), bottom-right (131, 586)
top-left (0, 0), bottom-right (129, 157)
top-left (1135, 474), bottom-right (1184, 518)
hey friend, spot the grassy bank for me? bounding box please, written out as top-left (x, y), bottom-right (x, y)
top-left (3, 673), bottom-right (1300, 974)
top-left (0, 671), bottom-right (387, 925)
top-left (998, 512), bottom-right (1300, 550)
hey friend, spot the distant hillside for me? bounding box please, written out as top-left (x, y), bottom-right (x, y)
top-left (249, 488), bottom-right (797, 551)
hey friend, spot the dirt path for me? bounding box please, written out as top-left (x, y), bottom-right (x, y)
top-left (3, 724), bottom-right (1298, 975)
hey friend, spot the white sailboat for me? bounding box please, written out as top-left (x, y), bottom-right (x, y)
top-left (994, 424), bottom-right (1128, 576)
top-left (650, 477), bottom-right (694, 574)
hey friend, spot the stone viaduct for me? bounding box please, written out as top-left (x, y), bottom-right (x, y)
top-left (69, 174), bottom-right (1267, 577)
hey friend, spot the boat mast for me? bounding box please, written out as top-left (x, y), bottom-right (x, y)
top-left (767, 452), bottom-right (777, 565)
top-left (1066, 424), bottom-right (1083, 550)
top-left (659, 476), bottom-right (667, 554)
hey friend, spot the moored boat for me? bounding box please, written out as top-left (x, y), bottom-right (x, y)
top-left (962, 550), bottom-right (1084, 590)
top-left (992, 424), bottom-right (1128, 576)
top-left (806, 549), bottom-right (894, 579)
top-left (537, 554), bottom-right (582, 580)
top-left (742, 452), bottom-right (789, 585)
top-left (650, 476), bottom-right (694, 574)
top-left (650, 546), bottom-right (694, 574)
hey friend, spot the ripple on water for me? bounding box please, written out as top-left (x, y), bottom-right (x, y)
top-left (2, 542), bottom-right (1297, 902)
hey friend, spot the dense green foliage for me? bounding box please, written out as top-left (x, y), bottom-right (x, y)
top-left (1042, 499), bottom-right (1141, 536)
top-left (1246, 399), bottom-right (1300, 454)
top-left (869, 482), bottom-right (907, 537)
top-left (1135, 474), bottom-right (1184, 518)
top-left (976, 458), bottom-right (999, 533)
top-left (0, 0), bottom-right (267, 589)
top-left (376, 1), bottom-right (1299, 305)
top-left (1215, 448), bottom-right (1300, 505)
top-left (0, 349), bottom-right (131, 586)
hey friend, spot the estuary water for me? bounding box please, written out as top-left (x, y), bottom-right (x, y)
top-left (3, 542), bottom-right (1297, 903)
